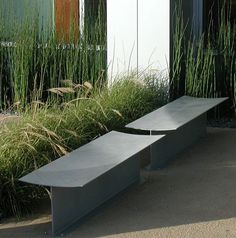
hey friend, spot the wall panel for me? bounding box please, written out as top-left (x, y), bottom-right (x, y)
top-left (54, 0), bottom-right (79, 42)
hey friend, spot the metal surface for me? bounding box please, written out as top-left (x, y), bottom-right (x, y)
top-left (19, 131), bottom-right (165, 235)
top-left (126, 96), bottom-right (228, 132)
top-left (51, 154), bottom-right (140, 236)
top-left (150, 114), bottom-right (207, 169)
top-left (126, 96), bottom-right (227, 169)
top-left (20, 131), bottom-right (164, 187)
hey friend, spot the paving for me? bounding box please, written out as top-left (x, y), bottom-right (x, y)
top-left (1, 127), bottom-right (236, 238)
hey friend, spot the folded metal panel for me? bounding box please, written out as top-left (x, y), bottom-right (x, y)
top-left (51, 154), bottom-right (140, 235)
top-left (126, 96), bottom-right (228, 132)
top-left (20, 131), bottom-right (164, 187)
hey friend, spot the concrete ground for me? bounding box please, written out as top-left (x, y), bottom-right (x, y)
top-left (1, 127), bottom-right (236, 238)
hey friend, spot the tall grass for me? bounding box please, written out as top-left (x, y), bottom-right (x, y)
top-left (171, 1), bottom-right (236, 115)
top-left (0, 1), bottom-right (107, 110)
top-left (170, 1), bottom-right (186, 100)
top-left (0, 77), bottom-right (167, 217)
top-left (185, 36), bottom-right (216, 98)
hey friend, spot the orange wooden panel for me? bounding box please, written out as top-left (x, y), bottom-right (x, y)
top-left (54, 0), bottom-right (79, 42)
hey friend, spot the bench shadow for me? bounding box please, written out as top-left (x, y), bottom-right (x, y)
top-left (1, 128), bottom-right (236, 238)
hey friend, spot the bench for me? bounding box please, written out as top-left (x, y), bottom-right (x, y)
top-left (126, 96), bottom-right (228, 169)
top-left (20, 131), bottom-right (164, 236)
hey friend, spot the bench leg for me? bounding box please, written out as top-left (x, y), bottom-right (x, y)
top-left (50, 154), bottom-right (140, 236)
top-left (150, 113), bottom-right (207, 169)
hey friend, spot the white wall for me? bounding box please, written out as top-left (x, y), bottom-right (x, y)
top-left (138, 0), bottom-right (170, 77)
top-left (107, 0), bottom-right (138, 82)
top-left (107, 0), bottom-right (170, 81)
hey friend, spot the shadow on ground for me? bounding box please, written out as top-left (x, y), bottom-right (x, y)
top-left (1, 128), bottom-right (236, 238)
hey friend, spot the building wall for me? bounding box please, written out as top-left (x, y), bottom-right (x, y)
top-left (107, 0), bottom-right (138, 82)
top-left (138, 0), bottom-right (170, 76)
top-left (107, 0), bottom-right (170, 82)
top-left (54, 0), bottom-right (79, 42)
top-left (172, 0), bottom-right (203, 41)
top-left (0, 0), bottom-right (53, 38)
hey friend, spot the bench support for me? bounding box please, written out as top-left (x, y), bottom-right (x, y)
top-left (50, 154), bottom-right (140, 236)
top-left (150, 114), bottom-right (207, 169)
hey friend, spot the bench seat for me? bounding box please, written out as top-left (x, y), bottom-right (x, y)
top-left (20, 131), bottom-right (164, 235)
top-left (126, 96), bottom-right (228, 169)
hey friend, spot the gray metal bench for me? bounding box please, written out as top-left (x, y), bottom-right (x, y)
top-left (126, 96), bottom-right (228, 169)
top-left (20, 131), bottom-right (164, 236)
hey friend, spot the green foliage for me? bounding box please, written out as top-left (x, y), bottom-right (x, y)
top-left (171, 1), bottom-right (236, 114)
top-left (170, 1), bottom-right (186, 99)
top-left (0, 2), bottom-right (107, 110)
top-left (0, 78), bottom-right (167, 217)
